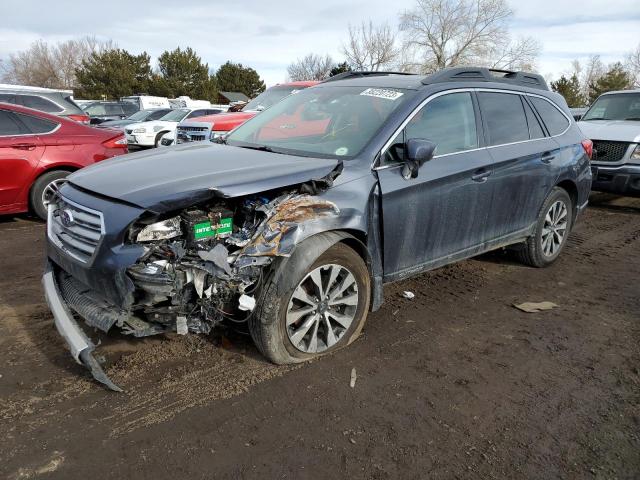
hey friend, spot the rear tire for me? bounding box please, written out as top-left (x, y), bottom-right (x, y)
top-left (30, 170), bottom-right (70, 220)
top-left (250, 242), bottom-right (371, 364)
top-left (516, 187), bottom-right (573, 267)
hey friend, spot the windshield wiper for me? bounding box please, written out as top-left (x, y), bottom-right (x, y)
top-left (238, 144), bottom-right (277, 153)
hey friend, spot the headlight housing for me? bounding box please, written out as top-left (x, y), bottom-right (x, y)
top-left (631, 144), bottom-right (640, 160)
top-left (210, 130), bottom-right (227, 141)
top-left (136, 216), bottom-right (182, 242)
top-left (132, 127), bottom-right (146, 133)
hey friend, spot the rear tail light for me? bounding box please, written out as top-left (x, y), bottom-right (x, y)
top-left (68, 114), bottom-right (91, 124)
top-left (103, 135), bottom-right (128, 149)
top-left (581, 139), bottom-right (593, 160)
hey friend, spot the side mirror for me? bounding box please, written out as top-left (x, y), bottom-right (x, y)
top-left (402, 138), bottom-right (437, 179)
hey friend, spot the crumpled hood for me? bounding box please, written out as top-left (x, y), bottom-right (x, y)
top-left (578, 120), bottom-right (640, 143)
top-left (68, 142), bottom-right (340, 212)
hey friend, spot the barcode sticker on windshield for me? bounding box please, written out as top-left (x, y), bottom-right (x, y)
top-left (360, 88), bottom-right (404, 101)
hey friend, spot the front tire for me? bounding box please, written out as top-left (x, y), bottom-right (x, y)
top-left (250, 242), bottom-right (371, 364)
top-left (154, 132), bottom-right (167, 148)
top-left (30, 170), bottom-right (69, 220)
top-left (516, 187), bottom-right (573, 267)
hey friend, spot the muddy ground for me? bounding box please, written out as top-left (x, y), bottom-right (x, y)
top-left (0, 193), bottom-right (638, 480)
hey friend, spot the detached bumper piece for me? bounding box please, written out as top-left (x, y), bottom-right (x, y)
top-left (591, 164), bottom-right (640, 197)
top-left (42, 263), bottom-right (123, 392)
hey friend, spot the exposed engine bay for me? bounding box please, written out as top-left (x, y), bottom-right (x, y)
top-left (117, 190), bottom-right (340, 338)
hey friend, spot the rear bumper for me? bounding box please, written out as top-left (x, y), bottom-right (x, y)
top-left (591, 164), bottom-right (640, 197)
top-left (43, 261), bottom-right (122, 391)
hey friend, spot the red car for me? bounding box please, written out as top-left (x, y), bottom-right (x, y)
top-left (174, 81), bottom-right (318, 144)
top-left (0, 102), bottom-right (128, 219)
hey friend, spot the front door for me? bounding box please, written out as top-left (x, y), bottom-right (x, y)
top-left (376, 91), bottom-right (495, 279)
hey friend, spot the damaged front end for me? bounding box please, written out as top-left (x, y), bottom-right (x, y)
top-left (122, 192), bottom-right (339, 338)
top-left (50, 177), bottom-right (342, 391)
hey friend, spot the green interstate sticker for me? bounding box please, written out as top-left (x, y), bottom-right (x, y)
top-left (193, 218), bottom-right (233, 239)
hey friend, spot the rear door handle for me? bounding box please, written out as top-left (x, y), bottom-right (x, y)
top-left (11, 143), bottom-right (36, 151)
top-left (541, 152), bottom-right (555, 164)
top-left (471, 168), bottom-right (491, 183)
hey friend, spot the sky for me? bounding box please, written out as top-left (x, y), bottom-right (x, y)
top-left (0, 0), bottom-right (639, 87)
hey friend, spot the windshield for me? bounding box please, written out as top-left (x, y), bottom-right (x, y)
top-left (226, 85), bottom-right (414, 159)
top-left (243, 86), bottom-right (302, 112)
top-left (158, 109), bottom-right (189, 122)
top-left (582, 92), bottom-right (640, 121)
top-left (127, 110), bottom-right (156, 121)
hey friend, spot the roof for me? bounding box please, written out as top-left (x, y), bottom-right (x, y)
top-left (219, 91), bottom-right (251, 103)
top-left (0, 83), bottom-right (73, 95)
top-left (598, 89), bottom-right (640, 95)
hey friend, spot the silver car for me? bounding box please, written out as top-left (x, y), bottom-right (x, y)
top-left (579, 90), bottom-right (640, 196)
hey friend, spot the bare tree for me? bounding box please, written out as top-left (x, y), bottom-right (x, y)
top-left (625, 43), bottom-right (640, 87)
top-left (342, 21), bottom-right (399, 71)
top-left (399, 0), bottom-right (539, 73)
top-left (581, 55), bottom-right (605, 98)
top-left (287, 53), bottom-right (334, 81)
top-left (489, 36), bottom-right (541, 72)
top-left (2, 36), bottom-right (112, 89)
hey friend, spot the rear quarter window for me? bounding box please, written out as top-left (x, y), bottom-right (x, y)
top-left (530, 97), bottom-right (570, 136)
top-left (478, 92), bottom-right (529, 146)
top-left (14, 112), bottom-right (58, 134)
top-left (18, 95), bottom-right (64, 113)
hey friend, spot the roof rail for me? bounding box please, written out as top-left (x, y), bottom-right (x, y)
top-left (422, 67), bottom-right (549, 91)
top-left (322, 71), bottom-right (417, 83)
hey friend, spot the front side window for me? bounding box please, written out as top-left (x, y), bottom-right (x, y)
top-left (478, 92), bottom-right (529, 146)
top-left (227, 86), bottom-right (414, 159)
top-left (530, 97), bottom-right (569, 136)
top-left (187, 109), bottom-right (208, 119)
top-left (105, 104), bottom-right (123, 115)
top-left (19, 95), bottom-right (63, 113)
top-left (405, 92), bottom-right (478, 156)
top-left (582, 92), bottom-right (640, 121)
top-left (0, 110), bottom-right (29, 135)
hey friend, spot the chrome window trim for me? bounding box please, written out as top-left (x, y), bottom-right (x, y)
top-left (374, 87), bottom-right (572, 171)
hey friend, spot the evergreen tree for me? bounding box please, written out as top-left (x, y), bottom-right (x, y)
top-left (330, 62), bottom-right (352, 77)
top-left (588, 62), bottom-right (633, 103)
top-left (215, 62), bottom-right (265, 98)
top-left (75, 48), bottom-right (152, 99)
top-left (150, 47), bottom-right (217, 101)
top-left (551, 74), bottom-right (586, 107)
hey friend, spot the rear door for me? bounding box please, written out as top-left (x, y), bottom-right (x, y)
top-left (0, 110), bottom-right (45, 207)
top-left (377, 90), bottom-right (495, 278)
top-left (477, 91), bottom-right (556, 238)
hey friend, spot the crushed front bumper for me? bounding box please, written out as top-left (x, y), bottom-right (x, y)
top-left (42, 262), bottom-right (122, 392)
top-left (591, 164), bottom-right (640, 197)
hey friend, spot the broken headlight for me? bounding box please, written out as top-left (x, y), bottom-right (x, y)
top-left (136, 216), bottom-right (182, 242)
top-left (210, 130), bottom-right (227, 142)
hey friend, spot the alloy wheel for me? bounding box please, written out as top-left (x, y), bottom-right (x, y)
top-left (541, 200), bottom-right (568, 257)
top-left (42, 179), bottom-right (66, 209)
top-left (286, 263), bottom-right (359, 353)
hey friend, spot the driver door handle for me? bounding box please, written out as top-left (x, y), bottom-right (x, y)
top-left (11, 143), bottom-right (37, 151)
top-left (471, 168), bottom-right (492, 183)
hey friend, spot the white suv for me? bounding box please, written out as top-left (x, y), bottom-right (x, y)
top-left (124, 107), bottom-right (222, 148)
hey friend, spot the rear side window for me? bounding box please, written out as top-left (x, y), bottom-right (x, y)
top-left (0, 110), bottom-right (29, 135)
top-left (523, 99), bottom-right (545, 139)
top-left (530, 97), bottom-right (569, 136)
top-left (187, 109), bottom-right (208, 118)
top-left (85, 104), bottom-right (107, 115)
top-left (405, 92), bottom-right (478, 156)
top-left (14, 112), bottom-right (58, 134)
top-left (478, 92), bottom-right (529, 146)
top-left (105, 104), bottom-right (123, 115)
top-left (0, 93), bottom-right (16, 104)
top-left (18, 95), bottom-right (64, 113)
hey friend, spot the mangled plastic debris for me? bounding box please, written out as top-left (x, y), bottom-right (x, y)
top-left (402, 291), bottom-right (415, 299)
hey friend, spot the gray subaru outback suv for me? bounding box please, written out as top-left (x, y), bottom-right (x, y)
top-left (43, 68), bottom-right (593, 390)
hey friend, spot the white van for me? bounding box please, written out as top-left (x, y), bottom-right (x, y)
top-left (121, 95), bottom-right (171, 110)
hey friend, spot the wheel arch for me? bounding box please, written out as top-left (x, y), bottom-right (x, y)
top-left (28, 165), bottom-right (79, 209)
top-left (555, 179), bottom-right (579, 223)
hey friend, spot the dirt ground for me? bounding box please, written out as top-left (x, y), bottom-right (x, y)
top-left (0, 193), bottom-right (638, 480)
